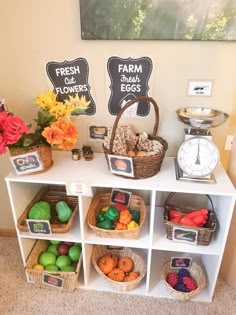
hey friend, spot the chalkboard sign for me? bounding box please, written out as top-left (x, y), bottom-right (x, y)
top-left (26, 219), bottom-right (51, 235)
top-left (170, 257), bottom-right (192, 269)
top-left (10, 152), bottom-right (43, 175)
top-left (107, 56), bottom-right (153, 116)
top-left (46, 58), bottom-right (96, 116)
top-left (42, 273), bottom-right (64, 289)
top-left (173, 227), bottom-right (198, 245)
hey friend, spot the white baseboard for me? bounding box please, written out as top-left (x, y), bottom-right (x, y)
top-left (0, 228), bottom-right (17, 237)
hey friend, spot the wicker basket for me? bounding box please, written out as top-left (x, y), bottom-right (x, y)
top-left (17, 185), bottom-right (78, 233)
top-left (9, 134), bottom-right (53, 174)
top-left (26, 239), bottom-right (82, 291)
top-left (161, 260), bottom-right (207, 300)
top-left (103, 96), bottom-right (168, 179)
top-left (164, 193), bottom-right (217, 246)
top-left (92, 245), bottom-right (146, 292)
top-left (87, 193), bottom-right (146, 239)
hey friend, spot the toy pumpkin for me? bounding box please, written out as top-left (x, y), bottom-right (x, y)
top-left (107, 268), bottom-right (125, 282)
top-left (98, 255), bottom-right (115, 274)
top-left (124, 271), bottom-right (140, 282)
top-left (118, 256), bottom-right (134, 273)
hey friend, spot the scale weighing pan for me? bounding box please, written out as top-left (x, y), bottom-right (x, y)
top-left (176, 107), bottom-right (229, 129)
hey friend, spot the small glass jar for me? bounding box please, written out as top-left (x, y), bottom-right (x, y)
top-left (71, 149), bottom-right (81, 161)
top-left (84, 150), bottom-right (94, 161)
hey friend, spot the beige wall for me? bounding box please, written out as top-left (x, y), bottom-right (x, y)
top-left (0, 0), bottom-right (236, 284)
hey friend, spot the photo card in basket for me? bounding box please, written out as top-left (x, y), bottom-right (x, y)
top-left (10, 151), bottom-right (43, 175)
top-left (110, 188), bottom-right (132, 206)
top-left (108, 154), bottom-right (134, 178)
top-left (170, 257), bottom-right (192, 269)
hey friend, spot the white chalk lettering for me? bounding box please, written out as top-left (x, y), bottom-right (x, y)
top-left (120, 74), bottom-right (141, 83)
top-left (118, 64), bottom-right (142, 73)
top-left (65, 76), bottom-right (76, 85)
top-left (55, 66), bottom-right (80, 76)
top-left (55, 85), bottom-right (88, 94)
top-left (121, 84), bottom-right (141, 92)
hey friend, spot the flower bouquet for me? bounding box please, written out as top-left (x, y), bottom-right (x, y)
top-left (0, 91), bottom-right (79, 174)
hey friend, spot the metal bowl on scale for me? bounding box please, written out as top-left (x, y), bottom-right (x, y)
top-left (176, 107), bottom-right (229, 129)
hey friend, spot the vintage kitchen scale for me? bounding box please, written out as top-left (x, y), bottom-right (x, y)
top-left (175, 107), bottom-right (229, 183)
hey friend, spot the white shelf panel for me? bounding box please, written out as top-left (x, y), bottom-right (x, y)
top-left (19, 214), bottom-right (82, 243)
top-left (148, 280), bottom-right (212, 302)
top-left (152, 235), bottom-right (222, 255)
top-left (5, 152), bottom-right (236, 197)
top-left (87, 267), bottom-right (147, 296)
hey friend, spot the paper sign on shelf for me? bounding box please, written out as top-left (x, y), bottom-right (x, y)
top-left (26, 219), bottom-right (52, 235)
top-left (66, 182), bottom-right (92, 196)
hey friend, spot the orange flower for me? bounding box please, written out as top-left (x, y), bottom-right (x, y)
top-left (42, 126), bottom-right (63, 145)
top-left (42, 118), bottom-right (78, 149)
top-left (58, 140), bottom-right (76, 150)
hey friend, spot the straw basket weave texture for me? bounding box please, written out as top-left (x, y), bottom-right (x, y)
top-left (164, 193), bottom-right (217, 246)
top-left (17, 185), bottom-right (78, 233)
top-left (161, 260), bottom-right (207, 300)
top-left (103, 96), bottom-right (168, 179)
top-left (26, 240), bottom-right (82, 291)
top-left (9, 134), bottom-right (53, 174)
top-left (87, 193), bottom-right (146, 239)
top-left (92, 245), bottom-right (146, 292)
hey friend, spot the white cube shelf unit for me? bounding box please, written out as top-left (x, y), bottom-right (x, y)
top-left (5, 151), bottom-right (236, 302)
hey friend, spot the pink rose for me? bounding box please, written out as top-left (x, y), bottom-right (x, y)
top-left (0, 134), bottom-right (7, 154)
top-left (0, 112), bottom-right (8, 129)
top-left (2, 114), bottom-right (29, 145)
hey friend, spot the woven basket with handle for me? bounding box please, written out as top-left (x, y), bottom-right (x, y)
top-left (164, 193), bottom-right (217, 246)
top-left (92, 245), bottom-right (146, 292)
top-left (87, 192), bottom-right (146, 239)
top-left (161, 260), bottom-right (207, 300)
top-left (103, 96), bottom-right (168, 179)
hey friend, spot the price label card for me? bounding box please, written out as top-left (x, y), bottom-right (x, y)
top-left (67, 182), bottom-right (88, 195)
top-left (42, 273), bottom-right (64, 289)
top-left (172, 227), bottom-right (198, 245)
top-left (106, 246), bottom-right (124, 251)
top-left (170, 257), bottom-right (192, 269)
top-left (110, 189), bottom-right (131, 206)
top-left (10, 152), bottom-right (43, 175)
top-left (26, 219), bottom-right (52, 235)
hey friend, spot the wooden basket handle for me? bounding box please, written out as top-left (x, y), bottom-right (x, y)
top-left (164, 192), bottom-right (215, 213)
top-left (109, 96), bottom-right (159, 154)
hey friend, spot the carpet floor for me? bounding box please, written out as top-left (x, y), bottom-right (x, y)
top-left (0, 236), bottom-right (236, 315)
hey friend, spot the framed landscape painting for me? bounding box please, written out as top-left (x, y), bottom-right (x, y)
top-left (80, 0), bottom-right (236, 40)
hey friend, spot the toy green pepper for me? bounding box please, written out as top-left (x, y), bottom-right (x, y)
top-left (104, 206), bottom-right (119, 221)
top-left (129, 209), bottom-right (140, 223)
top-left (96, 212), bottom-right (106, 222)
top-left (96, 219), bottom-right (114, 230)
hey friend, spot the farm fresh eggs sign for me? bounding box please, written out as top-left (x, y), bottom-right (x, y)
top-left (107, 56), bottom-right (153, 117)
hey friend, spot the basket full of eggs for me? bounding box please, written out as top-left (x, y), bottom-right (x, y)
top-left (103, 96), bottom-right (168, 179)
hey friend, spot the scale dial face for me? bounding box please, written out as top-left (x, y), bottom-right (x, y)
top-left (177, 136), bottom-right (219, 178)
